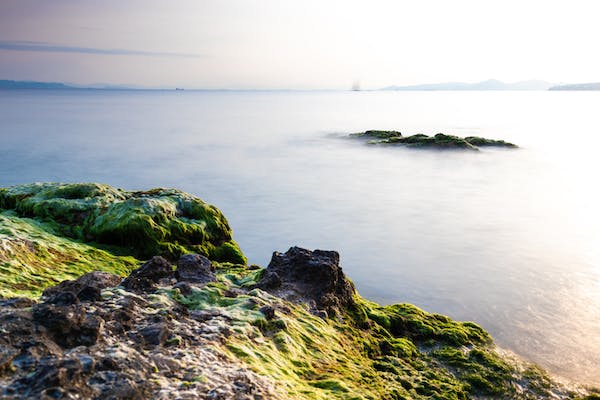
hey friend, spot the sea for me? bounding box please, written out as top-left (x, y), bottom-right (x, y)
top-left (1, 89), bottom-right (599, 385)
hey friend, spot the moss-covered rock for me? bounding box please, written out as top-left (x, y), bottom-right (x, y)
top-left (0, 183), bottom-right (593, 399)
top-left (2, 254), bottom-right (589, 399)
top-left (0, 210), bottom-right (138, 298)
top-left (364, 301), bottom-right (491, 347)
top-left (0, 183), bottom-right (246, 297)
top-left (350, 131), bottom-right (517, 150)
top-left (464, 136), bottom-right (517, 148)
top-left (349, 130), bottom-right (403, 139)
top-left (163, 253), bottom-right (587, 400)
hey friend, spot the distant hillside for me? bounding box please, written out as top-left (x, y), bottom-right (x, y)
top-left (0, 80), bottom-right (145, 90)
top-left (0, 80), bottom-right (76, 89)
top-left (382, 79), bottom-right (553, 91)
top-left (549, 82), bottom-right (600, 91)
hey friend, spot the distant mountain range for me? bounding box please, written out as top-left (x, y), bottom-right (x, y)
top-left (0, 80), bottom-right (148, 90)
top-left (548, 82), bottom-right (600, 91)
top-left (381, 79), bottom-right (554, 91)
top-left (0, 80), bottom-right (75, 89)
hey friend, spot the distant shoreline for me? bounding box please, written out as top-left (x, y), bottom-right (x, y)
top-left (2, 79), bottom-right (600, 91)
top-left (548, 82), bottom-right (600, 91)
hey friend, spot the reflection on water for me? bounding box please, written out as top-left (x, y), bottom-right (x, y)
top-left (1, 90), bottom-right (599, 384)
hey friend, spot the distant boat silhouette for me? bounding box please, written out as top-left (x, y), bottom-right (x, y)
top-left (175, 88), bottom-right (184, 91)
top-left (351, 81), bottom-right (361, 91)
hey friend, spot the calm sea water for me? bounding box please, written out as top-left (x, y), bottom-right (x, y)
top-left (1, 89), bottom-right (599, 384)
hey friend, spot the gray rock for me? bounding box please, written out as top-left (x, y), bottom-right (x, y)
top-left (175, 253), bottom-right (216, 284)
top-left (32, 303), bottom-right (103, 348)
top-left (0, 298), bottom-right (35, 308)
top-left (257, 247), bottom-right (356, 316)
top-left (43, 271), bottom-right (121, 302)
top-left (138, 323), bottom-right (170, 347)
top-left (121, 256), bottom-right (174, 292)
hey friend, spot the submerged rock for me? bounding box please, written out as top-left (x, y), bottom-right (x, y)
top-left (350, 130), bottom-right (517, 150)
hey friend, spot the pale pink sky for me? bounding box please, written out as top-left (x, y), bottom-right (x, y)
top-left (1, 0), bottom-right (599, 89)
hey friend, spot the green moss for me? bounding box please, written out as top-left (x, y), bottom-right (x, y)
top-left (464, 136), bottom-right (517, 148)
top-left (162, 268), bottom-right (576, 400)
top-left (380, 338), bottom-right (418, 358)
top-left (0, 182), bottom-right (247, 297)
top-left (219, 266), bottom-right (264, 287)
top-left (209, 240), bottom-right (247, 264)
top-left (169, 284), bottom-right (243, 310)
top-left (0, 183), bottom-right (245, 263)
top-left (0, 210), bottom-right (138, 298)
top-left (431, 346), bottom-right (514, 396)
top-left (350, 130), bottom-right (403, 139)
top-left (0, 182), bottom-right (584, 399)
top-left (364, 301), bottom-right (491, 347)
top-left (385, 133), bottom-right (477, 150)
top-left (309, 379), bottom-right (349, 393)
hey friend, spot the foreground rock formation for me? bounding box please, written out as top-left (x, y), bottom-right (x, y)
top-left (350, 130), bottom-right (517, 150)
top-left (0, 183), bottom-right (597, 399)
top-left (0, 183), bottom-right (245, 298)
top-left (0, 255), bottom-right (279, 399)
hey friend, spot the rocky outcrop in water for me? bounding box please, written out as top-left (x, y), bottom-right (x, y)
top-left (350, 130), bottom-right (517, 150)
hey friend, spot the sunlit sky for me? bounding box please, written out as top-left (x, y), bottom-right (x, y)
top-left (1, 0), bottom-right (599, 89)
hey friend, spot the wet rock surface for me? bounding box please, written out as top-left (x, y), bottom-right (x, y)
top-left (0, 256), bottom-right (278, 400)
top-left (121, 256), bottom-right (174, 292)
top-left (176, 253), bottom-right (216, 284)
top-left (257, 246), bottom-right (356, 316)
top-left (42, 271), bottom-right (122, 302)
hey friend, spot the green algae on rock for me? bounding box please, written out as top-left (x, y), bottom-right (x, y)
top-left (3, 248), bottom-right (587, 399)
top-left (166, 248), bottom-right (589, 399)
top-left (350, 130), bottom-right (517, 150)
top-left (0, 248), bottom-right (594, 400)
top-left (0, 210), bottom-right (138, 298)
top-left (0, 182), bottom-right (245, 297)
top-left (0, 183), bottom-right (594, 398)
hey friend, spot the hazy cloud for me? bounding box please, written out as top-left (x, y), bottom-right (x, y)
top-left (0, 40), bottom-right (205, 58)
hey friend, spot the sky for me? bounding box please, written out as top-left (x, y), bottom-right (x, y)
top-left (0, 0), bottom-right (599, 89)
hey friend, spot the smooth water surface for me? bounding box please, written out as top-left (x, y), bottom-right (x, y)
top-left (1, 89), bottom-right (599, 384)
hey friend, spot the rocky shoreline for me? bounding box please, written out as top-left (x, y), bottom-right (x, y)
top-left (0, 183), bottom-right (597, 399)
